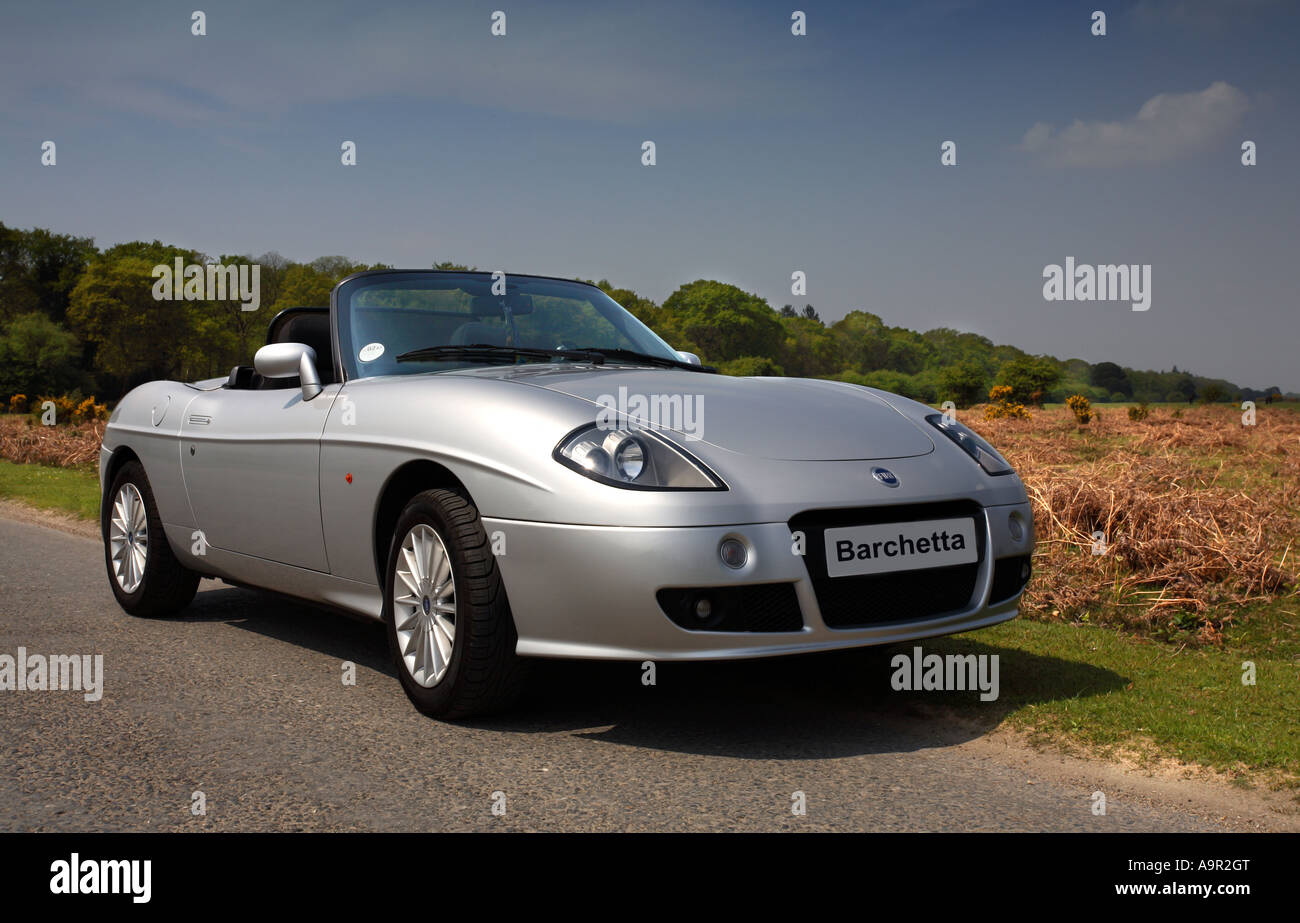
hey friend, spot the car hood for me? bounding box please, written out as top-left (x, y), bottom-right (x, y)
top-left (451, 365), bottom-right (935, 461)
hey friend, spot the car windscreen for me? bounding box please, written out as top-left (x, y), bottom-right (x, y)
top-left (335, 272), bottom-right (680, 379)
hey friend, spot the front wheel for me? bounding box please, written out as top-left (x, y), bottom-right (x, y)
top-left (103, 460), bottom-right (200, 617)
top-left (383, 488), bottom-right (528, 718)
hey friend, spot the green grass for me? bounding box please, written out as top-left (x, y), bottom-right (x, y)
top-left (1224, 598), bottom-right (1300, 662)
top-left (0, 460), bottom-right (100, 520)
top-left (912, 609), bottom-right (1300, 785)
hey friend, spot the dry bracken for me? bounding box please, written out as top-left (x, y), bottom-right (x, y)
top-left (972, 404), bottom-right (1299, 641)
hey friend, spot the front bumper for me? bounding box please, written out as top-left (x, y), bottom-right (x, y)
top-left (485, 499), bottom-right (1034, 660)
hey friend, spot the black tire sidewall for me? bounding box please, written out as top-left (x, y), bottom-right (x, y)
top-left (383, 493), bottom-right (472, 715)
top-left (102, 461), bottom-right (165, 612)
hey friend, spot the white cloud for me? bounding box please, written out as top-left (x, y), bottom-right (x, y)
top-left (1020, 81), bottom-right (1249, 167)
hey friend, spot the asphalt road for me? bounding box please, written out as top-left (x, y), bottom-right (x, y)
top-left (0, 514), bottom-right (1278, 832)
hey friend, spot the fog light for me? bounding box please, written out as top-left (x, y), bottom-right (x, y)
top-left (1008, 513), bottom-right (1024, 542)
top-left (719, 538), bottom-right (748, 569)
top-left (694, 597), bottom-right (713, 620)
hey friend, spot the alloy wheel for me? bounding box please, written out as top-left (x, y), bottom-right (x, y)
top-left (393, 524), bottom-right (457, 687)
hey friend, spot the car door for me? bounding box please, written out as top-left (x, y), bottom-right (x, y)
top-left (180, 385), bottom-right (340, 572)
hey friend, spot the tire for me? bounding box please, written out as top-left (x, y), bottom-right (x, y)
top-left (383, 488), bottom-right (528, 719)
top-left (102, 460), bottom-right (201, 617)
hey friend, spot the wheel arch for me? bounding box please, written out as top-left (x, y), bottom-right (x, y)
top-left (372, 459), bottom-right (473, 585)
top-left (101, 445), bottom-right (143, 509)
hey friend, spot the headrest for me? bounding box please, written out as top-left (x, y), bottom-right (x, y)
top-left (282, 313), bottom-right (330, 343)
top-left (267, 307), bottom-right (328, 344)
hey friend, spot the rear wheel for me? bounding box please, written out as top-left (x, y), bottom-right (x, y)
top-left (383, 488), bottom-right (527, 718)
top-left (103, 460), bottom-right (200, 617)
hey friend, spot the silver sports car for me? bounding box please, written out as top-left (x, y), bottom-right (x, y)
top-left (100, 270), bottom-right (1035, 717)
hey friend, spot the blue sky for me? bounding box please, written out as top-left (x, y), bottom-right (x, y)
top-left (2, 0), bottom-right (1297, 389)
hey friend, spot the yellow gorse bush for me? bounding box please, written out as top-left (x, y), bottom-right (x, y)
top-left (1066, 393), bottom-right (1093, 424)
top-left (73, 397), bottom-right (110, 423)
top-left (984, 384), bottom-right (1031, 420)
top-left (27, 394), bottom-right (108, 425)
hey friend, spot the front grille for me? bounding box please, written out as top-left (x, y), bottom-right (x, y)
top-left (656, 583), bottom-right (803, 632)
top-left (989, 555), bottom-right (1032, 604)
top-left (810, 563), bottom-right (979, 628)
top-left (789, 501), bottom-right (984, 629)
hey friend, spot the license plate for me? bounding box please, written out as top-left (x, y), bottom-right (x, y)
top-left (823, 517), bottom-right (978, 578)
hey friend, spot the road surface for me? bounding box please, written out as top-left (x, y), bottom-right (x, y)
top-left (0, 513), bottom-right (1286, 832)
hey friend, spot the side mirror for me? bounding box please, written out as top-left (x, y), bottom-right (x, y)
top-left (254, 342), bottom-right (323, 401)
top-left (675, 350), bottom-right (702, 366)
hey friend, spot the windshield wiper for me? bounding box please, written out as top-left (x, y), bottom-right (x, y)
top-left (395, 343), bottom-right (715, 372)
top-left (565, 347), bottom-right (716, 372)
top-left (395, 344), bottom-right (605, 365)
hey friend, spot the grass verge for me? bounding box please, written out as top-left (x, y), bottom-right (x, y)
top-left (0, 460), bottom-right (100, 520)
top-left (916, 608), bottom-right (1300, 787)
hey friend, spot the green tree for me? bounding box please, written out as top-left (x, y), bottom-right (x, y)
top-left (270, 259), bottom-right (378, 313)
top-left (596, 281), bottom-right (665, 335)
top-left (67, 247), bottom-right (198, 389)
top-left (193, 254), bottom-right (269, 370)
top-left (777, 312), bottom-right (840, 378)
top-left (883, 328), bottom-right (933, 375)
top-left (936, 359), bottom-right (987, 408)
top-left (0, 222), bottom-right (97, 325)
top-left (1198, 381), bottom-right (1230, 403)
top-left (254, 251), bottom-right (291, 316)
top-left (272, 263), bottom-right (337, 310)
top-left (921, 327), bottom-right (995, 372)
top-left (996, 355), bottom-right (1061, 405)
top-left (661, 280), bottom-right (784, 364)
top-left (0, 312), bottom-right (85, 398)
top-left (719, 355), bottom-right (784, 377)
top-left (829, 311), bottom-right (889, 371)
top-left (1090, 361), bottom-right (1132, 398)
top-left (310, 255), bottom-right (360, 278)
top-left (0, 222), bottom-right (39, 321)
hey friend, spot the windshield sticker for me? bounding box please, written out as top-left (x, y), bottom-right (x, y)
top-left (359, 342), bottom-right (385, 362)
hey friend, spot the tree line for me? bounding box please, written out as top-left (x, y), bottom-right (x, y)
top-left (0, 221), bottom-right (1288, 407)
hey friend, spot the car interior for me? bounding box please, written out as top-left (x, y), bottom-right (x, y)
top-left (340, 293), bottom-right (538, 378)
top-left (226, 307), bottom-right (335, 390)
top-left (224, 291), bottom-right (617, 389)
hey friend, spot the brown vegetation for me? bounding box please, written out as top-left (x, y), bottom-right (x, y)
top-left (0, 415), bottom-right (104, 469)
top-left (974, 405), bottom-right (1300, 641)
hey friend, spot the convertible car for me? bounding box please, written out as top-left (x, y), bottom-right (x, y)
top-left (100, 269), bottom-right (1034, 717)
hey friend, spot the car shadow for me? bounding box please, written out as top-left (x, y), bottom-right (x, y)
top-left (187, 582), bottom-right (1128, 761)
top-left (499, 640), bottom-right (1127, 759)
top-left (185, 582), bottom-right (393, 675)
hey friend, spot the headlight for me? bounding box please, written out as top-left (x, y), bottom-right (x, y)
top-left (925, 414), bottom-right (1013, 476)
top-left (554, 424), bottom-right (724, 490)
